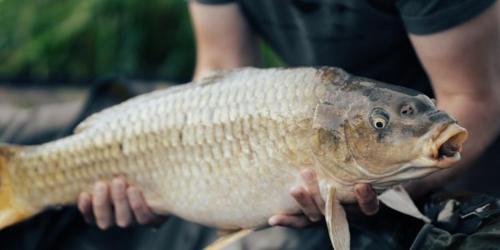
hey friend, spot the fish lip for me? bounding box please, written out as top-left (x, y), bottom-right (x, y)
top-left (426, 123), bottom-right (468, 167)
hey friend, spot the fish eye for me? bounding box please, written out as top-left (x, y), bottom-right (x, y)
top-left (373, 117), bottom-right (387, 129)
top-left (370, 108), bottom-right (389, 130)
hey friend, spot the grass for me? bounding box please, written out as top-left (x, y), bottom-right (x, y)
top-left (0, 0), bottom-right (283, 85)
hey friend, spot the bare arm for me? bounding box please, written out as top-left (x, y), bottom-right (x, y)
top-left (189, 1), bottom-right (260, 80)
top-left (406, 2), bottom-right (500, 197)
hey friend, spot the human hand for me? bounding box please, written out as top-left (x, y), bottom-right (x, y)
top-left (268, 169), bottom-right (379, 228)
top-left (77, 178), bottom-right (164, 229)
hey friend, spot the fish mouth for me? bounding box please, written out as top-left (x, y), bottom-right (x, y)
top-left (428, 123), bottom-right (468, 167)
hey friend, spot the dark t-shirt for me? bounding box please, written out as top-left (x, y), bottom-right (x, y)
top-left (195, 0), bottom-right (496, 96)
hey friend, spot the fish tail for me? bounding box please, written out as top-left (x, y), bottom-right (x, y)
top-left (0, 144), bottom-right (33, 230)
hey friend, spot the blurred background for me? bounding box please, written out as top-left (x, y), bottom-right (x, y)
top-left (0, 0), bottom-right (281, 86)
top-left (0, 0), bottom-right (282, 144)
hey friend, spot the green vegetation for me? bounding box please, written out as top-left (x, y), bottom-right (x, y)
top-left (0, 0), bottom-right (282, 84)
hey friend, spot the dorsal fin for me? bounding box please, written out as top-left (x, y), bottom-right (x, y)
top-left (73, 113), bottom-right (101, 133)
top-left (193, 68), bottom-right (248, 87)
top-left (194, 72), bottom-right (227, 86)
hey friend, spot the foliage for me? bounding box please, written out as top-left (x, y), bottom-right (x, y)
top-left (0, 0), bottom-right (283, 85)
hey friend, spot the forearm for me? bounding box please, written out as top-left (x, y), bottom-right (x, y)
top-left (193, 40), bottom-right (260, 80)
top-left (189, 2), bottom-right (260, 81)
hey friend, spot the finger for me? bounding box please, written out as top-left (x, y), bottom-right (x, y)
top-left (290, 186), bottom-right (322, 222)
top-left (111, 178), bottom-right (134, 228)
top-left (268, 214), bottom-right (311, 228)
top-left (77, 192), bottom-right (94, 224)
top-left (301, 169), bottom-right (325, 214)
top-left (127, 187), bottom-right (155, 224)
top-left (92, 182), bottom-right (114, 229)
top-left (354, 184), bottom-right (379, 216)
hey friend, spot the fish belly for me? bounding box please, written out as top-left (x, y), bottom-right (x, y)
top-left (152, 160), bottom-right (303, 229)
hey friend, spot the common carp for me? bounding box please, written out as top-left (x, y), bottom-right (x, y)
top-left (0, 67), bottom-right (467, 250)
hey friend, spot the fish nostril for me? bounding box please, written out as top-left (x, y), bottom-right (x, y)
top-left (400, 103), bottom-right (416, 117)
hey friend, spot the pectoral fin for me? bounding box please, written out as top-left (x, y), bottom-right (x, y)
top-left (325, 187), bottom-right (350, 250)
top-left (204, 228), bottom-right (254, 250)
top-left (378, 185), bottom-right (430, 223)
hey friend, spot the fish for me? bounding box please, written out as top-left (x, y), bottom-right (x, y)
top-left (0, 67), bottom-right (468, 250)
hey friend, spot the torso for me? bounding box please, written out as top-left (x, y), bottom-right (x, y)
top-left (238, 0), bottom-right (433, 95)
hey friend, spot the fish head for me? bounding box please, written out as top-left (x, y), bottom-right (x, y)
top-left (312, 75), bottom-right (468, 181)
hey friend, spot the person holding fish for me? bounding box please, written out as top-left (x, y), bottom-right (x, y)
top-left (0, 0), bottom-right (498, 250)
top-left (71, 0), bottom-right (500, 249)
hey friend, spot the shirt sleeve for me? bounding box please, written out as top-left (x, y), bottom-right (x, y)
top-left (192, 0), bottom-right (235, 5)
top-left (396, 0), bottom-right (497, 35)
